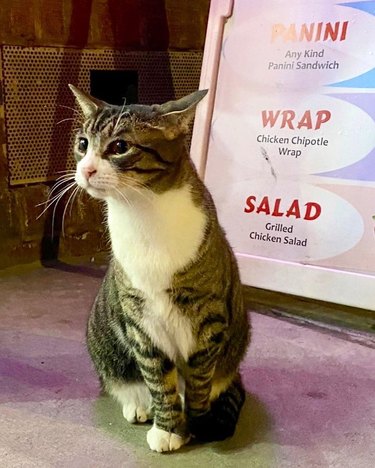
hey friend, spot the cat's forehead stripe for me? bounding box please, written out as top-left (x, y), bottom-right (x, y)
top-left (83, 107), bottom-right (132, 136)
top-left (91, 109), bottom-right (115, 133)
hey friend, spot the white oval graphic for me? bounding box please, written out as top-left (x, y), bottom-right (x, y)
top-left (222, 0), bottom-right (375, 89)
top-left (208, 92), bottom-right (375, 177)
top-left (205, 178), bottom-right (364, 262)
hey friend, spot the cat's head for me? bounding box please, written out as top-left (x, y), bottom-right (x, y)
top-left (69, 85), bottom-right (207, 201)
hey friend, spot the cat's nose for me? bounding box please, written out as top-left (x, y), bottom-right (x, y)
top-left (82, 166), bottom-right (97, 180)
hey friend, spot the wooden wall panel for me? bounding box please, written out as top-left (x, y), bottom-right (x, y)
top-left (165, 0), bottom-right (210, 50)
top-left (0, 0), bottom-right (210, 50)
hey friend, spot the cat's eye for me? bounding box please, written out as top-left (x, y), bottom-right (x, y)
top-left (78, 137), bottom-right (88, 153)
top-left (109, 139), bottom-right (128, 155)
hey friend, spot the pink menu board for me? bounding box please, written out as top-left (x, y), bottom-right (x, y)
top-left (191, 0), bottom-right (375, 310)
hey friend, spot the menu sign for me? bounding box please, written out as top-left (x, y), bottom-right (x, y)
top-left (196, 0), bottom-right (375, 308)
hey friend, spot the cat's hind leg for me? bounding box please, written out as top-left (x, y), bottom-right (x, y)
top-left (188, 374), bottom-right (245, 441)
top-left (107, 380), bottom-right (153, 423)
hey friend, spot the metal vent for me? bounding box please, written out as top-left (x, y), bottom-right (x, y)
top-left (2, 47), bottom-right (202, 186)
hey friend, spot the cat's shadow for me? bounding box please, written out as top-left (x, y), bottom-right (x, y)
top-left (93, 391), bottom-right (272, 454)
top-left (42, 259), bottom-right (107, 278)
top-left (209, 392), bottom-right (272, 453)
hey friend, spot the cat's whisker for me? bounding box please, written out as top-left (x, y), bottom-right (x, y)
top-left (55, 169), bottom-right (76, 175)
top-left (69, 186), bottom-right (83, 218)
top-left (52, 174), bottom-right (76, 184)
top-left (49, 179), bottom-right (75, 191)
top-left (36, 178), bottom-right (76, 207)
top-left (37, 182), bottom-right (76, 220)
top-left (62, 185), bottom-right (80, 237)
top-left (37, 183), bottom-right (74, 219)
top-left (56, 117), bottom-right (76, 126)
top-left (68, 185), bottom-right (81, 217)
top-left (121, 176), bottom-right (150, 192)
top-left (52, 174), bottom-right (76, 183)
top-left (133, 181), bottom-right (154, 196)
top-left (74, 186), bottom-right (84, 214)
top-left (50, 182), bottom-right (76, 238)
top-left (58, 104), bottom-right (83, 117)
top-left (114, 187), bottom-right (132, 208)
top-left (117, 179), bottom-right (153, 203)
top-left (55, 173), bottom-right (76, 182)
top-left (123, 183), bottom-right (152, 203)
top-left (36, 182), bottom-right (74, 208)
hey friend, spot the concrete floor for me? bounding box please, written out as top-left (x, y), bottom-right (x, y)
top-left (0, 264), bottom-right (374, 468)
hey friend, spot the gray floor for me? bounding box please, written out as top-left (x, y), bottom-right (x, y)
top-left (0, 264), bottom-right (374, 467)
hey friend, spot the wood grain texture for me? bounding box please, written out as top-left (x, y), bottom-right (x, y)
top-left (0, 0), bottom-right (210, 49)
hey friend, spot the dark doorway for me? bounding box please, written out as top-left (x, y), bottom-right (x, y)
top-left (90, 70), bottom-right (138, 105)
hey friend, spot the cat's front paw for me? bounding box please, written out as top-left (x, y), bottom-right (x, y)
top-left (147, 425), bottom-right (189, 452)
top-left (122, 403), bottom-right (153, 423)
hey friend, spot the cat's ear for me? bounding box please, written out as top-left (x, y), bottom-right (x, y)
top-left (152, 89), bottom-right (208, 139)
top-left (68, 84), bottom-right (107, 118)
top-left (156, 89), bottom-right (208, 117)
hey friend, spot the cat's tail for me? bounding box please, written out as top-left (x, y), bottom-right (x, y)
top-left (188, 375), bottom-right (246, 442)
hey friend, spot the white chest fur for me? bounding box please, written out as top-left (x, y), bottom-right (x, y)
top-left (106, 185), bottom-right (206, 361)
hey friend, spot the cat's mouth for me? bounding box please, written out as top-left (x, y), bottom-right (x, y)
top-left (76, 178), bottom-right (107, 199)
top-left (75, 173), bottom-right (110, 199)
top-left (86, 186), bottom-right (107, 198)
top-left (76, 172), bottom-right (140, 203)
top-left (84, 181), bottom-right (113, 200)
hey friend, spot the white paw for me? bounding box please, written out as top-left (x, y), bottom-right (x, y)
top-left (147, 425), bottom-right (189, 452)
top-left (123, 403), bottom-right (152, 423)
top-left (107, 380), bottom-right (152, 424)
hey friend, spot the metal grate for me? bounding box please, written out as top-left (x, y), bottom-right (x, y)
top-left (2, 47), bottom-right (203, 186)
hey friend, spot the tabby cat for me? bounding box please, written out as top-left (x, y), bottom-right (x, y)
top-left (69, 85), bottom-right (250, 452)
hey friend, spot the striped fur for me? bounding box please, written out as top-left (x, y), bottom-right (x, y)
top-left (70, 86), bottom-right (250, 452)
